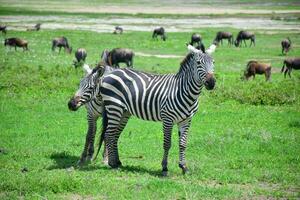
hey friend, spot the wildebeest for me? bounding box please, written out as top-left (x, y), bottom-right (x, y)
top-left (52, 37), bottom-right (72, 54)
top-left (281, 58), bottom-right (300, 78)
top-left (4, 38), bottom-right (29, 51)
top-left (0, 25), bottom-right (7, 34)
top-left (101, 48), bottom-right (134, 68)
top-left (113, 26), bottom-right (123, 34)
top-left (235, 31), bottom-right (255, 47)
top-left (195, 43), bottom-right (205, 53)
top-left (190, 33), bottom-right (202, 46)
top-left (152, 27), bottom-right (166, 41)
top-left (27, 23), bottom-right (41, 31)
top-left (281, 37), bottom-right (292, 55)
top-left (244, 61), bottom-right (271, 81)
top-left (214, 31), bottom-right (233, 46)
top-left (73, 48), bottom-right (87, 68)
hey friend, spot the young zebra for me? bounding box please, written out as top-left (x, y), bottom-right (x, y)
top-left (69, 45), bottom-right (216, 176)
top-left (72, 64), bottom-right (115, 165)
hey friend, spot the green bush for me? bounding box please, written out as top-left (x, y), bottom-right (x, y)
top-left (210, 77), bottom-right (299, 106)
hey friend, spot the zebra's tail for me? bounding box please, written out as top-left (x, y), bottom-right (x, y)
top-left (93, 109), bottom-right (108, 161)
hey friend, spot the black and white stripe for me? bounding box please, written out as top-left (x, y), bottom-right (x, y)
top-left (97, 45), bottom-right (215, 175)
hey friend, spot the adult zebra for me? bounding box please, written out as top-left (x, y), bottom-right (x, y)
top-left (68, 45), bottom-right (216, 175)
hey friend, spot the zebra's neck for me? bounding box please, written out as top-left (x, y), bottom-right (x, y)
top-left (175, 60), bottom-right (203, 104)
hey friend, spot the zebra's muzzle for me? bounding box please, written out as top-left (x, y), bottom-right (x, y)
top-left (68, 96), bottom-right (81, 111)
top-left (204, 74), bottom-right (216, 90)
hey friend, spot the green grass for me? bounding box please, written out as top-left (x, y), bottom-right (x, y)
top-left (0, 28), bottom-right (300, 199)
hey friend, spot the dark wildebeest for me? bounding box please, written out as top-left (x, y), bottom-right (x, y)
top-left (0, 25), bottom-right (7, 35)
top-left (235, 31), bottom-right (255, 47)
top-left (244, 60), bottom-right (271, 81)
top-left (27, 23), bottom-right (41, 31)
top-left (281, 37), bottom-right (292, 55)
top-left (101, 48), bottom-right (134, 68)
top-left (281, 58), bottom-right (300, 78)
top-left (52, 37), bottom-right (72, 54)
top-left (214, 31), bottom-right (233, 46)
top-left (190, 33), bottom-right (202, 46)
top-left (4, 38), bottom-right (29, 51)
top-left (73, 48), bottom-right (87, 68)
top-left (195, 43), bottom-right (206, 53)
top-left (113, 26), bottom-right (123, 34)
top-left (152, 27), bottom-right (166, 41)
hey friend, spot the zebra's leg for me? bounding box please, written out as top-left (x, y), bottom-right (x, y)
top-left (115, 112), bottom-right (130, 165)
top-left (178, 119), bottom-right (191, 174)
top-left (78, 113), bottom-right (98, 165)
top-left (161, 120), bottom-right (173, 176)
top-left (105, 106), bottom-right (125, 168)
top-left (103, 112), bottom-right (130, 165)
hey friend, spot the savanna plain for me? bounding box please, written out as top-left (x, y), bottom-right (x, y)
top-left (0, 1), bottom-right (300, 199)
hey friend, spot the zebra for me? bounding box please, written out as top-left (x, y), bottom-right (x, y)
top-left (68, 44), bottom-right (216, 176)
top-left (71, 63), bottom-right (115, 165)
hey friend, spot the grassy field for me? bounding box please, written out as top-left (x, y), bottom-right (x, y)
top-left (0, 16), bottom-right (300, 200)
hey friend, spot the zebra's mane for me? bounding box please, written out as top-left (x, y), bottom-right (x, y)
top-left (178, 52), bottom-right (194, 75)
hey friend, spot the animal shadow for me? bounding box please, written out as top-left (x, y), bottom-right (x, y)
top-left (79, 163), bottom-right (162, 177)
top-left (119, 165), bottom-right (162, 177)
top-left (289, 121), bottom-right (300, 128)
top-left (47, 151), bottom-right (79, 170)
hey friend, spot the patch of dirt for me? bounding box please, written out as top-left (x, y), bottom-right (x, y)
top-left (1, 15), bottom-right (300, 33)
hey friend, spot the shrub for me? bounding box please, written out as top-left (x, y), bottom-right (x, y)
top-left (209, 77), bottom-right (299, 106)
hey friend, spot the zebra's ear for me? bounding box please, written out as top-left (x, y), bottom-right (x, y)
top-left (94, 65), bottom-right (105, 82)
top-left (206, 44), bottom-right (216, 55)
top-left (83, 64), bottom-right (92, 75)
top-left (187, 44), bottom-right (203, 54)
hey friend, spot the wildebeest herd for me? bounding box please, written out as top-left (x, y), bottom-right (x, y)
top-left (1, 24), bottom-right (299, 176)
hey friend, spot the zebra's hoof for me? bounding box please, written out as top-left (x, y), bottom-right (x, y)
top-left (182, 168), bottom-right (189, 175)
top-left (117, 160), bottom-right (122, 167)
top-left (108, 161), bottom-right (122, 168)
top-left (179, 164), bottom-right (189, 175)
top-left (161, 170), bottom-right (168, 177)
top-left (77, 159), bottom-right (86, 167)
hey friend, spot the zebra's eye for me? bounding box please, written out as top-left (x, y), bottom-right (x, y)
top-left (197, 60), bottom-right (201, 65)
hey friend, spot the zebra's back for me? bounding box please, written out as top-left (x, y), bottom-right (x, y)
top-left (100, 68), bottom-right (177, 121)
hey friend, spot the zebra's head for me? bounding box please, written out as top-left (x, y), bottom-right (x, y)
top-left (187, 44), bottom-right (216, 90)
top-left (68, 64), bottom-right (105, 111)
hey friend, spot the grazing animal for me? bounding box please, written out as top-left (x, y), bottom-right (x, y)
top-left (101, 48), bottom-right (134, 68)
top-left (281, 58), bottom-right (300, 78)
top-left (235, 31), bottom-right (255, 47)
top-left (27, 23), bottom-right (41, 31)
top-left (113, 26), bottom-right (123, 34)
top-left (195, 43), bottom-right (206, 53)
top-left (52, 37), bottom-right (72, 54)
top-left (281, 38), bottom-right (292, 54)
top-left (0, 25), bottom-right (7, 35)
top-left (4, 38), bottom-right (29, 51)
top-left (74, 48), bottom-right (87, 65)
top-left (214, 31), bottom-right (233, 46)
top-left (68, 44), bottom-right (216, 176)
top-left (190, 33), bottom-right (202, 46)
top-left (244, 61), bottom-right (271, 81)
top-left (152, 27), bottom-right (166, 41)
